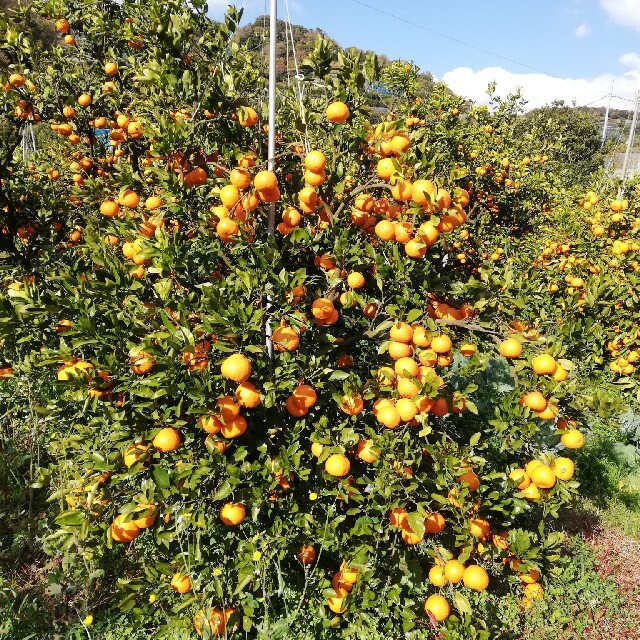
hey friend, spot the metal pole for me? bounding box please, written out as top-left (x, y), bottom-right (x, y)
top-left (602, 83), bottom-right (612, 145)
top-left (620, 91), bottom-right (639, 195)
top-left (265, 0), bottom-right (277, 359)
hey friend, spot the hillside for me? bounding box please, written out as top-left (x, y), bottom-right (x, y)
top-left (234, 16), bottom-right (435, 94)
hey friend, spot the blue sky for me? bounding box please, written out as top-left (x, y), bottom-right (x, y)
top-left (209, 0), bottom-right (640, 110)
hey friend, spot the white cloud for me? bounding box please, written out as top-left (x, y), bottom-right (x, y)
top-left (600, 0), bottom-right (640, 30)
top-left (575, 21), bottom-right (591, 37)
top-left (442, 55), bottom-right (640, 110)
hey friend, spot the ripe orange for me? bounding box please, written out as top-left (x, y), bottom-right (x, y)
top-left (428, 564), bottom-right (448, 587)
top-left (463, 564), bottom-right (489, 591)
top-left (238, 106), bottom-right (258, 127)
top-left (304, 150), bottom-right (326, 172)
top-left (170, 573), bottom-right (192, 594)
top-left (326, 101), bottom-right (349, 123)
top-left (220, 502), bottom-right (246, 525)
top-left (153, 427), bottom-right (181, 452)
top-left (220, 353), bottom-right (251, 382)
top-left (104, 62), bottom-right (118, 76)
top-left (444, 559), bottom-right (465, 583)
top-left (327, 596), bottom-right (346, 613)
top-left (522, 391), bottom-right (547, 413)
top-left (509, 468), bottom-right (530, 490)
top-left (324, 453), bottom-right (350, 477)
top-left (111, 514), bottom-right (140, 543)
top-left (424, 512), bottom-right (446, 533)
top-left (457, 469), bottom-right (480, 491)
top-left (356, 439), bottom-right (379, 463)
top-left (396, 398), bottom-right (418, 422)
top-left (297, 544), bottom-right (316, 564)
top-left (532, 353), bottom-right (558, 375)
top-left (376, 405), bottom-right (401, 429)
top-left (529, 464), bottom-right (556, 489)
top-left (524, 582), bottom-right (543, 601)
top-left (561, 429), bottom-right (584, 449)
top-left (390, 322), bottom-right (414, 343)
top-left (100, 200), bottom-right (119, 217)
top-left (469, 517), bottom-right (490, 539)
top-left (77, 93), bottom-right (92, 107)
top-left (220, 415), bottom-right (247, 438)
top-left (394, 356), bottom-right (419, 378)
top-left (55, 17), bottom-right (70, 33)
top-left (272, 326), bottom-right (299, 352)
top-left (235, 382), bottom-right (261, 408)
top-left (377, 158), bottom-right (396, 180)
top-left (375, 219), bottom-right (396, 240)
top-left (552, 457), bottom-right (574, 480)
top-left (123, 443), bottom-right (148, 468)
top-left (520, 483), bottom-right (541, 500)
top-left (311, 442), bottom-right (324, 458)
top-left (254, 170), bottom-right (278, 192)
top-left (499, 337), bottom-right (522, 359)
top-left (347, 272), bottom-right (365, 289)
top-left (424, 594), bottom-right (450, 621)
top-left (389, 507), bottom-right (408, 528)
top-left (431, 335), bottom-right (452, 354)
top-left (145, 196), bottom-right (163, 210)
top-left (219, 184), bottom-right (241, 208)
top-left (118, 189), bottom-right (140, 209)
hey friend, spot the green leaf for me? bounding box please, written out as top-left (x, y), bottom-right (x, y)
top-left (454, 592), bottom-right (472, 615)
top-left (55, 510), bottom-right (85, 527)
top-left (153, 467), bottom-right (171, 489)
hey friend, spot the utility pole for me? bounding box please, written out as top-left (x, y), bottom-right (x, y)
top-left (602, 83), bottom-right (613, 145)
top-left (620, 91), bottom-right (639, 195)
top-left (265, 0), bottom-right (277, 358)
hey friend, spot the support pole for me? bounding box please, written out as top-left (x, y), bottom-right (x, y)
top-left (265, 0), bottom-right (277, 359)
top-left (602, 83), bottom-right (612, 145)
top-left (620, 91), bottom-right (639, 197)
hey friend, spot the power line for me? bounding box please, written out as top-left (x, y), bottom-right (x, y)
top-left (347, 0), bottom-right (562, 77)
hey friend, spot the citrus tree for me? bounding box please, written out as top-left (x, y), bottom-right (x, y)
top-left (0, 2), bottom-right (588, 638)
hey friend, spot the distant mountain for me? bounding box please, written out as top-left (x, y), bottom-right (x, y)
top-left (234, 16), bottom-right (435, 92)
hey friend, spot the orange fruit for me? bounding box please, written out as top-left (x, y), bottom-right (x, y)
top-left (524, 582), bottom-right (543, 601)
top-left (532, 354), bottom-right (558, 375)
top-left (254, 170), bottom-right (278, 192)
top-left (469, 517), bottom-right (490, 539)
top-left (229, 168), bottom-right (251, 190)
top-left (347, 272), bottom-right (365, 289)
top-left (118, 189), bottom-right (140, 209)
top-left (509, 468), bottom-right (530, 490)
top-left (297, 544), bottom-right (316, 564)
top-left (396, 398), bottom-right (418, 422)
top-left (424, 594), bottom-right (450, 621)
top-left (561, 429), bottom-right (584, 449)
top-left (145, 196), bottom-right (164, 210)
top-left (499, 338), bottom-right (522, 359)
top-left (111, 514), bottom-right (140, 543)
top-left (123, 444), bottom-right (148, 468)
top-left (99, 201), bottom-right (119, 217)
top-left (104, 62), bottom-right (118, 76)
top-left (431, 335), bottom-right (452, 354)
top-left (220, 415), bottom-right (247, 438)
top-left (219, 184), bottom-right (241, 208)
top-left (388, 341), bottom-right (413, 359)
top-left (311, 442), bottom-right (324, 458)
top-left (428, 564), bottom-right (448, 587)
top-left (553, 364), bottom-right (568, 381)
top-left (375, 219), bottom-right (396, 240)
top-left (529, 464), bottom-right (556, 489)
top-left (389, 507), bottom-right (408, 528)
top-left (390, 322), bottom-right (414, 343)
top-left (325, 454), bottom-right (350, 477)
top-left (356, 439), bottom-right (379, 463)
top-left (376, 405), bottom-right (401, 429)
top-left (304, 150), bottom-right (326, 172)
top-left (291, 384), bottom-right (317, 409)
top-left (424, 512), bottom-right (446, 533)
top-left (235, 382), bottom-right (261, 408)
top-left (170, 573), bottom-right (192, 594)
top-left (153, 427), bottom-right (181, 452)
top-left (272, 326), bottom-right (299, 352)
top-left (394, 356), bottom-right (419, 378)
top-left (444, 560), bottom-right (465, 583)
top-left (520, 483), bottom-right (541, 500)
top-left (326, 101), bottom-right (349, 123)
top-left (220, 353), bottom-right (251, 382)
top-left (552, 457), bottom-right (574, 480)
top-left (238, 106), bottom-right (258, 127)
top-left (77, 93), bottom-right (92, 107)
top-left (463, 565), bottom-right (489, 591)
top-left (522, 391), bottom-right (547, 413)
top-left (215, 395), bottom-right (240, 422)
top-left (327, 596), bottom-right (346, 613)
top-left (220, 502), bottom-right (245, 525)
top-left (132, 504), bottom-right (158, 529)
top-left (457, 469), bottom-right (480, 491)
